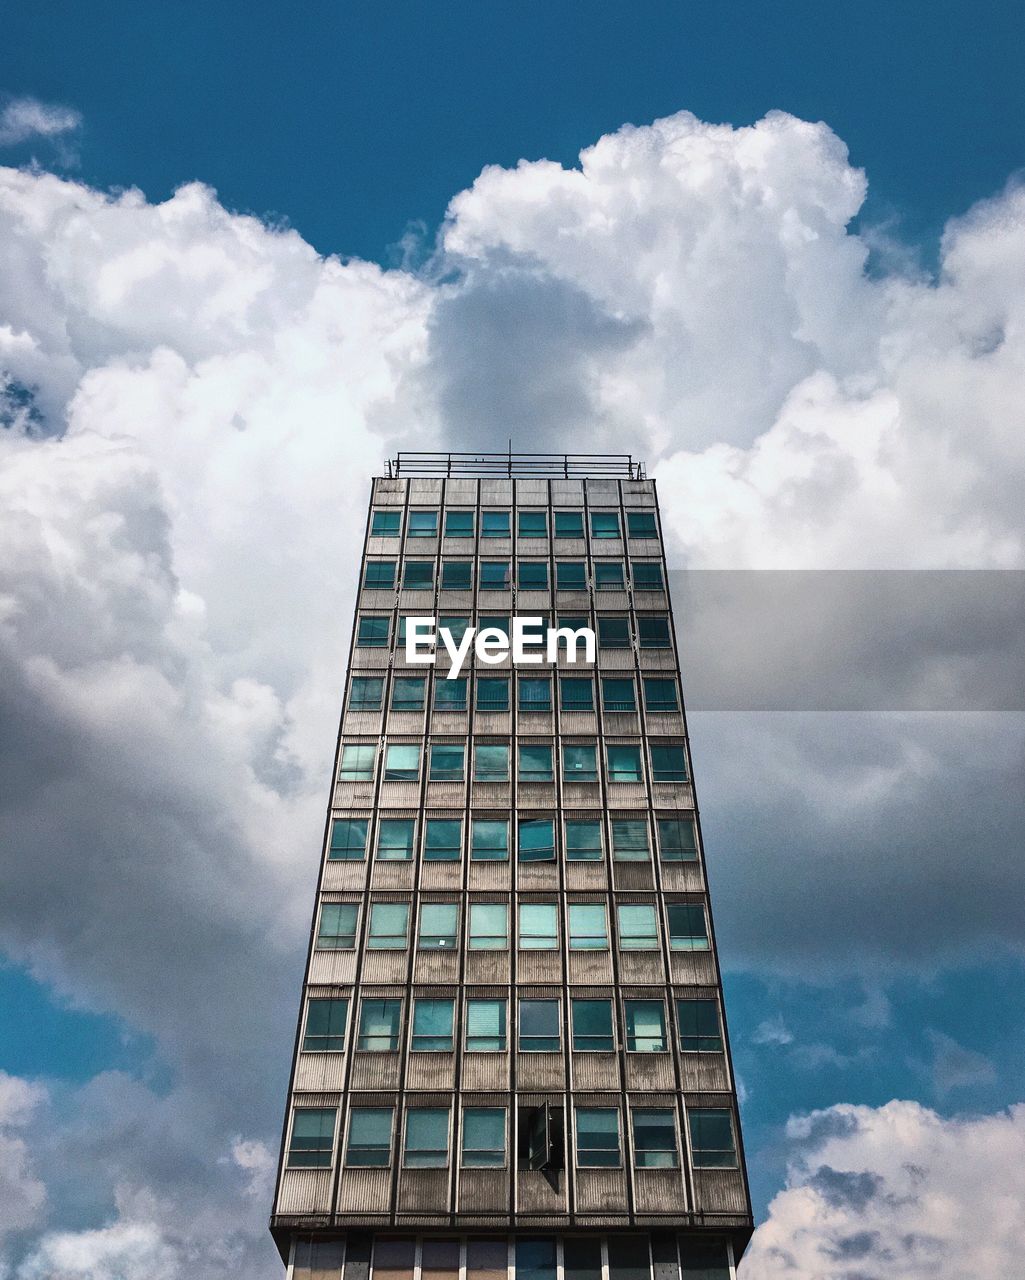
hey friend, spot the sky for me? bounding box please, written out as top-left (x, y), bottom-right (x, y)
top-left (1, 4), bottom-right (1025, 1278)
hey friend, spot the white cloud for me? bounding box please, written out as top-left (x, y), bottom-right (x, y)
top-left (0, 98), bottom-right (81, 149)
top-left (752, 1016), bottom-right (794, 1047)
top-left (741, 1101), bottom-right (1025, 1278)
top-left (0, 1073), bottom-right (47, 1240)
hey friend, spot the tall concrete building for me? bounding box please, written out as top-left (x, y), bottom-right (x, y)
top-left (271, 453), bottom-right (752, 1280)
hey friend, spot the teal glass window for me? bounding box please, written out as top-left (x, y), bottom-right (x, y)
top-left (594, 561), bottom-right (625, 590)
top-left (638, 615), bottom-right (671, 648)
top-left (617, 904), bottom-right (658, 950)
top-left (348, 676), bottom-right (383, 711)
top-left (345, 1108), bottom-right (393, 1166)
top-left (407, 510), bottom-right (438, 538)
top-left (612, 818), bottom-right (649, 861)
top-left (303, 998), bottom-right (348, 1052)
top-left (597, 616), bottom-right (630, 647)
top-left (479, 614), bottom-right (510, 638)
top-left (288, 1108), bottom-right (336, 1167)
top-left (477, 677), bottom-right (510, 711)
top-left (554, 510), bottom-right (584, 538)
top-left (480, 561), bottom-right (511, 588)
top-left (632, 560), bottom-right (664, 589)
top-left (625, 1000), bottom-right (667, 1052)
top-left (571, 998), bottom-right (613, 1051)
top-left (376, 819), bottom-right (414, 860)
top-left (651, 744), bottom-right (687, 782)
top-left (371, 509), bottom-right (400, 536)
top-left (518, 677), bottom-right (551, 712)
top-left (559, 676), bottom-right (594, 712)
top-left (677, 1000), bottom-right (723, 1053)
top-left (627, 511), bottom-right (658, 538)
top-left (471, 819), bottom-right (508, 861)
top-left (519, 902), bottom-right (558, 950)
top-left (356, 615), bottom-right (389, 647)
top-left (424, 818), bottom-right (461, 861)
top-left (590, 511), bottom-right (621, 540)
top-left (474, 742), bottom-right (509, 780)
top-left (517, 1240), bottom-right (556, 1280)
top-left (367, 902), bottom-right (409, 949)
top-left (518, 510), bottom-right (548, 537)
top-left (518, 818), bottom-right (556, 862)
top-left (481, 510), bottom-right (510, 538)
top-left (329, 818), bottom-right (368, 860)
top-left (444, 510), bottom-right (474, 537)
top-left (402, 559), bottom-right (434, 589)
top-left (462, 1108), bottom-right (506, 1167)
top-left (469, 902), bottom-right (508, 949)
top-left (391, 676), bottom-right (425, 711)
top-left (658, 817), bottom-right (697, 862)
top-left (519, 998), bottom-right (560, 1051)
top-left (363, 560), bottom-right (396, 589)
top-left (562, 743), bottom-right (597, 781)
top-left (519, 743), bottom-right (553, 781)
top-left (607, 744), bottom-right (643, 782)
top-left (688, 1109), bottom-right (737, 1168)
top-left (569, 903), bottom-right (608, 950)
top-left (632, 1108), bottom-right (678, 1168)
top-left (556, 560), bottom-right (586, 590)
top-left (576, 1108), bottom-right (621, 1167)
top-left (518, 560), bottom-right (549, 589)
top-left (602, 677), bottom-right (636, 712)
top-left (668, 903), bottom-right (709, 951)
top-left (565, 819), bottom-right (602, 861)
top-left (411, 997), bottom-right (455, 1049)
top-left (418, 904), bottom-right (458, 951)
top-left (403, 1108), bottom-right (450, 1168)
top-left (434, 676), bottom-right (467, 710)
top-left (316, 903), bottom-right (358, 950)
top-left (429, 742), bottom-right (464, 781)
top-left (643, 677), bottom-right (678, 712)
top-left (466, 999), bottom-right (507, 1051)
top-left (439, 614), bottom-right (469, 643)
top-left (442, 559), bottom-right (472, 589)
top-left (383, 743), bottom-right (419, 781)
top-left (357, 999), bottom-right (401, 1050)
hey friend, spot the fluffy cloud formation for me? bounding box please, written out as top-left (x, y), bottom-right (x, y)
top-left (0, 97), bottom-right (81, 150)
top-left (0, 1073), bottom-right (47, 1241)
top-left (742, 1100), bottom-right (1025, 1278)
top-left (0, 108), bottom-right (1024, 1275)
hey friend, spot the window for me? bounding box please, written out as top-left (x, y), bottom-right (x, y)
top-left (632, 1108), bottom-right (679, 1168)
top-left (424, 818), bottom-right (461, 861)
top-left (481, 510), bottom-right (510, 538)
top-left (565, 819), bottom-right (602, 862)
top-left (429, 742), bottom-right (464, 781)
top-left (517, 1240), bottom-right (557, 1280)
top-left (357, 999), bottom-right (401, 1051)
top-left (340, 744), bottom-right (376, 781)
top-left (411, 998), bottom-right (454, 1050)
top-left (560, 677), bottom-right (594, 712)
top-left (303, 998), bottom-right (348, 1051)
top-left (444, 510), bottom-right (474, 537)
top-left (625, 1000), bottom-right (667, 1051)
top-left (632, 560), bottom-right (664, 590)
top-left (518, 510), bottom-right (547, 538)
top-left (329, 818), bottom-right (367, 860)
top-left (363, 561), bottom-right (396, 589)
top-left (439, 614), bottom-right (469, 643)
top-left (349, 676), bottom-right (383, 711)
top-left (612, 818), bottom-right (649, 861)
top-left (617, 903), bottom-right (659, 950)
top-left (607, 745), bottom-right (643, 783)
top-left (556, 560), bottom-right (586, 590)
top-left (462, 1108), bottom-right (506, 1167)
top-left (371, 509), bottom-right (400, 536)
top-left (418, 903), bottom-right (458, 950)
top-left (602, 677), bottom-right (636, 712)
top-left (519, 677), bottom-right (552, 712)
top-left (563, 1239), bottom-right (603, 1280)
top-left (434, 676), bottom-right (467, 711)
top-left (594, 561), bottom-right (625, 590)
top-left (481, 558), bottom-right (510, 587)
top-left (469, 903), bottom-right (509, 949)
top-left (471, 819), bottom-right (509, 861)
top-left (477, 678), bottom-right (510, 712)
top-left (576, 1108), bottom-right (621, 1167)
top-left (391, 677), bottom-right (425, 711)
top-left (590, 511), bottom-right (621, 540)
top-left (569, 903), bottom-right (608, 950)
top-left (422, 1241), bottom-right (459, 1280)
top-left (668, 903), bottom-right (710, 951)
top-left (517, 560), bottom-right (548, 589)
top-left (658, 817), bottom-right (697, 862)
top-left (441, 560), bottom-right (472, 589)
top-left (689, 1108), bottom-right (737, 1168)
top-left (554, 510), bottom-right (584, 538)
top-left (643, 677), bottom-right (679, 712)
top-left (556, 614), bottom-right (589, 647)
top-left (376, 819), bottom-right (414, 860)
top-left (288, 1108), bottom-right (336, 1167)
top-left (519, 998), bottom-right (560, 1051)
top-left (466, 999), bottom-right (507, 1051)
top-left (638, 616), bottom-right (672, 648)
top-left (479, 614), bottom-right (509, 638)
top-left (607, 1240), bottom-right (651, 1280)
top-left (345, 1107), bottom-right (393, 1166)
top-left (519, 743), bottom-right (554, 781)
top-left (367, 902), bottom-right (410, 949)
top-left (402, 560), bottom-right (434, 590)
top-left (518, 817), bottom-right (556, 862)
top-left (474, 743), bottom-right (509, 781)
top-left (561, 743), bottom-right (597, 782)
top-left (317, 903), bottom-right (358, 949)
top-left (677, 999), bottom-right (723, 1053)
top-left (356, 615), bottom-right (389, 647)
top-left (468, 1241), bottom-right (509, 1280)
top-left (651, 744), bottom-right (687, 782)
top-left (571, 998), bottom-right (614, 1051)
top-left (383, 744), bottom-right (420, 781)
top-left (407, 510), bottom-right (439, 538)
top-left (519, 902), bottom-right (558, 950)
top-left (597, 616), bottom-right (630, 648)
top-left (627, 511), bottom-right (658, 538)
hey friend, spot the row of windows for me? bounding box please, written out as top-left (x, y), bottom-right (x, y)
top-left (288, 1101), bottom-right (735, 1171)
top-left (348, 674), bottom-right (680, 715)
top-left (371, 508), bottom-right (659, 541)
top-left (303, 993), bottom-right (723, 1055)
top-left (339, 742), bottom-right (688, 786)
top-left (357, 613), bottom-right (669, 650)
top-left (316, 899), bottom-right (710, 953)
top-left (328, 815), bottom-right (697, 864)
top-left (363, 561), bottom-right (665, 593)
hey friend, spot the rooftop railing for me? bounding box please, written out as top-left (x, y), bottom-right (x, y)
top-left (385, 451), bottom-right (646, 479)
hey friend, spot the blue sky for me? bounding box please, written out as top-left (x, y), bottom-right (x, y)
top-left (2, 5), bottom-right (1025, 1277)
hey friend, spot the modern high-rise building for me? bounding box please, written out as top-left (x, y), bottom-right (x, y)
top-left (270, 453), bottom-right (752, 1280)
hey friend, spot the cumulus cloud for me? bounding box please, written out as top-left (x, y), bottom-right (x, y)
top-left (741, 1100), bottom-right (1025, 1278)
top-left (0, 1073), bottom-right (47, 1240)
top-left (0, 97), bottom-right (81, 150)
